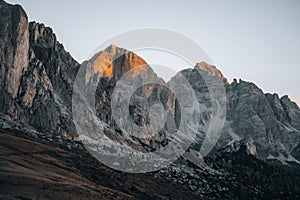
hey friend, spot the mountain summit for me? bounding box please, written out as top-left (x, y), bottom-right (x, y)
top-left (91, 44), bottom-right (147, 78)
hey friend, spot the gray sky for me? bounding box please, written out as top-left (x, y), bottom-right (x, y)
top-left (7, 0), bottom-right (300, 105)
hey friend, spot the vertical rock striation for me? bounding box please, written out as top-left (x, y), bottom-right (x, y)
top-left (0, 1), bottom-right (79, 136)
top-left (0, 0), bottom-right (29, 118)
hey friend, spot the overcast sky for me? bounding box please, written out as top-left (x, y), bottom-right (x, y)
top-left (7, 0), bottom-right (300, 105)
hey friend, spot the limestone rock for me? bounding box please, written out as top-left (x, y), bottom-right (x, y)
top-left (0, 1), bottom-right (79, 136)
top-left (0, 1), bottom-right (29, 117)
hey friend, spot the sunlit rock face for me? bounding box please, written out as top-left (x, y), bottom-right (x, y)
top-left (93, 46), bottom-right (151, 129)
top-left (92, 44), bottom-right (147, 78)
top-left (194, 62), bottom-right (229, 85)
top-left (78, 45), bottom-right (179, 150)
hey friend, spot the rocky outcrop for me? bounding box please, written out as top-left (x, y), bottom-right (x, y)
top-left (28, 22), bottom-right (80, 104)
top-left (218, 136), bottom-right (257, 156)
top-left (17, 22), bottom-right (79, 136)
top-left (76, 45), bottom-right (178, 150)
top-left (0, 0), bottom-right (29, 118)
top-left (0, 1), bottom-right (79, 136)
top-left (223, 79), bottom-right (300, 163)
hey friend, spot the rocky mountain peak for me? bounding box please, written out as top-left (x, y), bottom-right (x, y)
top-left (91, 45), bottom-right (147, 78)
top-left (194, 61), bottom-right (229, 84)
top-left (281, 95), bottom-right (299, 109)
top-left (230, 78), bottom-right (264, 96)
top-left (104, 44), bottom-right (127, 56)
top-left (29, 22), bottom-right (57, 48)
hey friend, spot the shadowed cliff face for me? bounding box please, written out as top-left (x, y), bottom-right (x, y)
top-left (224, 79), bottom-right (300, 163)
top-left (92, 44), bottom-right (147, 78)
top-left (16, 21), bottom-right (80, 136)
top-left (0, 0), bottom-right (29, 116)
top-left (0, 1), bottom-right (80, 136)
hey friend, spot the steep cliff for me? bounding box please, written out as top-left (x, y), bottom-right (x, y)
top-left (0, 1), bottom-right (79, 136)
top-left (0, 0), bottom-right (29, 117)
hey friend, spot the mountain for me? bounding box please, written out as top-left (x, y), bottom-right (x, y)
top-left (1, 0), bottom-right (300, 199)
top-left (77, 44), bottom-right (300, 164)
top-left (1, 0), bottom-right (299, 164)
top-left (75, 44), bottom-right (300, 165)
top-left (0, 0), bottom-right (79, 137)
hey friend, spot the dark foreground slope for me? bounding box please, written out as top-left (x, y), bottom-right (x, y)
top-left (0, 130), bottom-right (199, 200)
top-left (1, 127), bottom-right (300, 200)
